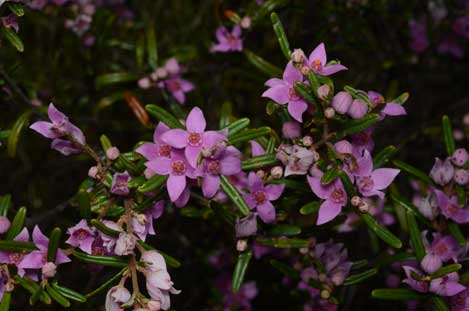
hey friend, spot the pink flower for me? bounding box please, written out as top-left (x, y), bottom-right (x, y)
top-left (210, 26), bottom-right (243, 52)
top-left (111, 171), bottom-right (131, 196)
top-left (105, 286), bottom-right (131, 311)
top-left (304, 43), bottom-right (347, 76)
top-left (66, 219), bottom-right (95, 254)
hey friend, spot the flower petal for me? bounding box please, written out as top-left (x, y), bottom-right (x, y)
top-left (308, 42), bottom-right (327, 66)
top-left (186, 107), bottom-right (206, 133)
top-left (262, 85), bottom-right (289, 105)
top-left (316, 200), bottom-right (342, 225)
top-left (257, 201), bottom-right (276, 224)
top-left (167, 174), bottom-right (186, 202)
top-left (372, 168), bottom-right (400, 190)
top-left (161, 129), bottom-right (188, 148)
top-left (30, 121), bottom-right (59, 139)
top-left (287, 100), bottom-right (308, 122)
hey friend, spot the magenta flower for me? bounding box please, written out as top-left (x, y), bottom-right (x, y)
top-left (434, 189), bottom-right (469, 224)
top-left (305, 43), bottom-right (347, 76)
top-left (201, 146), bottom-right (242, 198)
top-left (243, 172), bottom-right (285, 224)
top-left (402, 266), bottom-right (429, 293)
top-left (351, 128), bottom-right (375, 156)
top-left (66, 219), bottom-right (95, 254)
top-left (420, 232), bottom-right (460, 274)
top-left (111, 171), bottom-right (131, 196)
top-left (1, 14), bottom-right (19, 33)
top-left (262, 61), bottom-right (308, 122)
top-left (160, 106), bottom-right (227, 168)
top-left (367, 91), bottom-right (407, 119)
top-left (403, 266), bottom-right (465, 297)
top-left (159, 77), bottom-right (194, 105)
top-left (137, 122), bottom-right (172, 172)
top-left (0, 228), bottom-right (30, 277)
top-left (307, 173), bottom-right (347, 225)
top-left (353, 150), bottom-right (400, 198)
top-left (105, 286), bottom-right (131, 311)
top-left (210, 25), bottom-right (243, 52)
top-left (18, 226), bottom-right (71, 275)
top-left (450, 286), bottom-right (469, 311)
top-left (145, 150), bottom-right (198, 202)
top-left (30, 103), bottom-right (85, 156)
top-left (430, 157), bottom-right (454, 186)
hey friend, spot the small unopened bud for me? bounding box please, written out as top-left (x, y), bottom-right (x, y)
top-left (318, 273), bottom-right (327, 282)
top-left (310, 151), bottom-right (320, 163)
top-left (332, 91), bottom-right (353, 114)
top-left (155, 68), bottom-right (168, 79)
top-left (302, 136), bottom-right (314, 147)
top-left (299, 247), bottom-right (309, 255)
top-left (201, 148), bottom-right (212, 158)
top-left (5, 281), bottom-right (14, 292)
top-left (42, 262), bottom-right (57, 278)
top-left (324, 107), bottom-right (335, 119)
top-left (454, 129), bottom-right (464, 141)
top-left (347, 99), bottom-right (368, 119)
top-left (236, 239), bottom-right (248, 252)
top-left (300, 65), bottom-right (310, 75)
top-left (270, 166), bottom-right (283, 179)
top-left (291, 49), bottom-right (305, 63)
top-left (282, 121), bottom-right (301, 139)
top-left (106, 146), bottom-right (120, 160)
top-left (452, 148), bottom-right (468, 167)
top-left (138, 77), bottom-right (151, 89)
top-left (88, 166), bottom-right (99, 179)
top-left (351, 196), bottom-right (361, 207)
top-left (0, 216), bottom-right (11, 234)
top-left (317, 85), bottom-right (330, 100)
top-left (320, 289), bottom-right (330, 299)
top-left (454, 169), bottom-right (469, 185)
top-left (240, 16), bottom-right (251, 29)
top-left (359, 201), bottom-right (369, 213)
top-left (463, 113), bottom-right (469, 126)
top-left (148, 300), bottom-right (162, 311)
top-left (256, 170), bottom-right (265, 179)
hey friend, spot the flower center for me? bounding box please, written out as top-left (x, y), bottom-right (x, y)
top-left (435, 243), bottom-right (448, 255)
top-left (9, 252), bottom-right (24, 264)
top-left (206, 159), bottom-right (221, 175)
top-left (188, 132), bottom-right (203, 147)
top-left (167, 80), bottom-right (181, 91)
top-left (331, 188), bottom-right (345, 204)
top-left (288, 88), bottom-right (300, 101)
top-left (171, 160), bottom-right (187, 175)
top-left (158, 144), bottom-right (171, 157)
top-left (75, 228), bottom-right (90, 240)
top-left (227, 34), bottom-right (237, 43)
top-left (253, 190), bottom-right (266, 204)
top-left (447, 204), bottom-right (458, 216)
top-left (357, 176), bottom-right (374, 193)
top-left (311, 59), bottom-right (322, 72)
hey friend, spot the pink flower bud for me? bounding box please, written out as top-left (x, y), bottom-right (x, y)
top-left (256, 170), bottom-right (265, 178)
top-left (324, 107), bottom-right (335, 119)
top-left (430, 157), bottom-right (454, 186)
top-left (114, 232), bottom-right (136, 256)
top-left (463, 113), bottom-right (469, 126)
top-left (311, 151), bottom-right (320, 162)
top-left (454, 169), bottom-right (469, 185)
top-left (347, 99), bottom-right (367, 119)
top-left (138, 77), bottom-right (151, 89)
top-left (42, 262), bottom-right (57, 278)
top-left (291, 49), bottom-right (305, 63)
top-left (331, 92), bottom-right (353, 114)
top-left (451, 148), bottom-right (468, 167)
top-left (155, 68), bottom-right (168, 79)
top-left (282, 121), bottom-right (301, 139)
top-left (106, 146), bottom-right (120, 160)
top-left (148, 300), bottom-right (162, 311)
top-left (300, 65), bottom-right (310, 75)
top-left (317, 84), bottom-right (330, 100)
top-left (0, 216), bottom-right (11, 234)
top-left (270, 166), bottom-right (283, 179)
top-left (88, 166), bottom-right (99, 179)
top-left (334, 140), bottom-right (353, 154)
top-left (454, 129), bottom-right (464, 141)
top-left (359, 200), bottom-right (369, 213)
top-left (105, 286), bottom-right (131, 311)
top-left (302, 136), bottom-right (313, 147)
top-left (236, 239), bottom-right (248, 252)
top-left (240, 16), bottom-right (251, 29)
top-left (351, 196), bottom-right (361, 207)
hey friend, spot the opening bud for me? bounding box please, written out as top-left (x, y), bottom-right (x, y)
top-left (324, 107), bottom-right (335, 119)
top-left (270, 166), bottom-right (283, 179)
top-left (236, 239), bottom-right (248, 252)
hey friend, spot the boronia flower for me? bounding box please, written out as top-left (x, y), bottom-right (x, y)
top-left (304, 42), bottom-right (347, 76)
top-left (105, 286), bottom-right (131, 311)
top-left (402, 266), bottom-right (465, 297)
top-left (0, 228), bottom-right (30, 278)
top-left (420, 232), bottom-right (460, 274)
top-left (160, 106), bottom-right (227, 168)
top-left (66, 219), bottom-right (95, 254)
top-left (210, 25), bottom-right (243, 52)
top-left (111, 171), bottom-right (131, 196)
top-left (434, 189), bottom-right (469, 224)
top-left (429, 157), bottom-right (454, 185)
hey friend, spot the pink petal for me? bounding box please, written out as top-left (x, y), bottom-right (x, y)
top-left (321, 64), bottom-right (348, 76)
top-left (136, 143), bottom-right (159, 160)
top-left (283, 61), bottom-right (303, 85)
top-left (18, 251), bottom-right (45, 269)
top-left (308, 43), bottom-right (327, 66)
top-left (32, 225), bottom-right (49, 249)
top-left (167, 174), bottom-right (186, 202)
top-left (186, 107), bottom-right (206, 133)
top-left (232, 25), bottom-right (242, 37)
top-left (145, 158), bottom-right (171, 175)
top-left (382, 103), bottom-right (407, 116)
top-left (185, 145), bottom-right (201, 168)
top-left (154, 122), bottom-right (170, 143)
top-left (316, 200), bottom-right (342, 225)
top-left (220, 156), bottom-right (241, 176)
top-left (202, 175), bottom-right (220, 198)
top-left (265, 184), bottom-right (285, 201)
top-left (174, 185), bottom-right (191, 208)
top-left (248, 171), bottom-right (263, 191)
top-left (265, 78), bottom-right (285, 87)
top-left (287, 100), bottom-right (308, 122)
top-left (257, 201), bottom-right (276, 224)
top-left (262, 84), bottom-right (289, 105)
top-left (250, 140), bottom-right (266, 157)
top-left (30, 121), bottom-right (59, 139)
top-left (372, 168), bottom-right (400, 190)
top-left (203, 131), bottom-right (226, 148)
top-left (161, 129), bottom-right (188, 148)
top-left (307, 175), bottom-right (331, 200)
top-left (47, 103), bottom-right (67, 124)
top-left (356, 150), bottom-right (373, 176)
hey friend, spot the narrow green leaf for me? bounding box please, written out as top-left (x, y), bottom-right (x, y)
top-left (232, 251), bottom-right (252, 292)
top-left (8, 3), bottom-right (24, 16)
top-left (390, 92), bottom-right (409, 105)
top-left (73, 251), bottom-right (128, 267)
top-left (228, 127), bottom-right (271, 145)
top-left (7, 111), bottom-right (31, 158)
top-left (241, 154), bottom-right (278, 170)
top-left (270, 12), bottom-right (291, 59)
top-left (430, 264), bottom-right (462, 279)
top-left (219, 102), bottom-right (233, 129)
top-left (0, 240), bottom-right (37, 252)
top-left (0, 194), bottom-right (12, 217)
top-left (442, 115), bottom-right (455, 156)
top-left (252, 0), bottom-right (289, 23)
top-left (224, 118), bottom-right (250, 138)
top-left (294, 82), bottom-right (315, 104)
top-left (0, 291), bottom-right (11, 311)
top-left (256, 237), bottom-right (309, 248)
top-left (448, 222), bottom-right (466, 246)
top-left (343, 268), bottom-right (378, 286)
top-left (338, 114), bottom-right (380, 137)
top-left (100, 134), bottom-right (113, 151)
top-left (95, 72), bottom-right (139, 89)
top-left (146, 22), bottom-right (158, 69)
top-left (390, 192), bottom-right (432, 228)
top-left (299, 201), bottom-right (321, 215)
top-left (306, 71), bottom-right (320, 97)
top-left (406, 211), bottom-right (425, 261)
top-left (376, 252), bottom-right (415, 268)
top-left (137, 174), bottom-right (168, 193)
top-left (145, 104), bottom-right (183, 129)
top-left (244, 49), bottom-right (282, 77)
top-left (266, 137), bottom-right (276, 154)
top-left (45, 284), bottom-right (70, 307)
top-left (270, 259), bottom-right (299, 279)
top-left (430, 296), bottom-right (450, 311)
top-left (5, 206), bottom-right (27, 240)
top-left (14, 276), bottom-right (51, 304)
top-left (1, 27), bottom-right (24, 52)
top-left (393, 160), bottom-right (434, 185)
top-left (338, 170), bottom-right (356, 196)
top-left (351, 259), bottom-right (368, 270)
top-left (77, 189), bottom-right (91, 220)
top-left (135, 33), bottom-right (145, 69)
top-left (371, 288), bottom-right (425, 300)
top-left (51, 283), bottom-right (87, 303)
top-left (321, 167), bottom-right (339, 185)
top-left (47, 227), bottom-right (62, 262)
top-left (90, 219), bottom-right (120, 237)
top-left (361, 213), bottom-right (402, 249)
top-left (268, 224), bottom-right (301, 236)
top-left (220, 175), bottom-right (250, 216)
top-left (85, 268), bottom-right (127, 298)
top-left (373, 145), bottom-right (398, 168)
top-left (128, 176), bottom-right (146, 189)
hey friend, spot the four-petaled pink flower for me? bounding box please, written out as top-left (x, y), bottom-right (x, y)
top-left (367, 91), bottom-right (407, 119)
top-left (161, 106), bottom-right (227, 168)
top-left (262, 61), bottom-right (308, 122)
top-left (434, 189), bottom-right (469, 224)
top-left (210, 26), bottom-right (243, 53)
top-left (305, 43), bottom-right (347, 76)
top-left (159, 77), bottom-right (194, 105)
top-left (243, 172), bottom-right (285, 224)
top-left (66, 219), bottom-right (96, 254)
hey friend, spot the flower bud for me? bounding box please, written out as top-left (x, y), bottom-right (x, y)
top-left (88, 166), bottom-right (99, 179)
top-left (299, 247), bottom-right (309, 254)
top-left (331, 92), bottom-right (353, 114)
top-left (282, 121), bottom-right (301, 139)
top-left (111, 171), bottom-right (131, 196)
top-left (358, 201), bottom-right (369, 213)
top-left (334, 140), bottom-right (353, 154)
top-left (454, 129), bottom-right (464, 141)
top-left (324, 107), bottom-right (335, 119)
top-left (351, 196), bottom-right (361, 207)
top-left (347, 99), bottom-right (367, 119)
top-left (451, 148), bottom-right (468, 167)
top-left (235, 213), bottom-right (257, 238)
top-left (155, 68), bottom-right (168, 79)
top-left (270, 166), bottom-right (283, 179)
top-left (430, 157), bottom-right (454, 186)
top-left (417, 193), bottom-right (439, 220)
top-left (114, 232), bottom-right (136, 256)
top-left (318, 273), bottom-right (327, 282)
top-left (106, 146), bottom-right (120, 160)
top-left (463, 113), bottom-right (469, 126)
top-left (317, 84), bottom-right (331, 100)
top-left (302, 136), bottom-right (313, 147)
top-left (320, 289), bottom-right (330, 299)
top-left (0, 216), bottom-right (11, 234)
top-left (256, 170), bottom-right (265, 179)
top-left (148, 300), bottom-right (162, 311)
top-left (300, 65), bottom-right (310, 75)
top-left (291, 48), bottom-right (305, 63)
top-left (454, 169), bottom-right (469, 185)
top-left (138, 77), bottom-right (151, 89)
top-left (42, 262), bottom-right (57, 278)
top-left (236, 239), bottom-right (248, 252)
top-left (105, 286), bottom-right (131, 311)
top-left (240, 16), bottom-right (251, 29)
top-left (311, 151), bottom-right (320, 162)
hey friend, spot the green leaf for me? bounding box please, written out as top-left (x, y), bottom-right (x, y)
top-left (299, 201), bottom-right (321, 215)
top-left (1, 27), bottom-right (24, 52)
top-left (219, 102), bottom-right (233, 129)
top-left (14, 276), bottom-right (51, 305)
top-left (294, 82), bottom-right (315, 104)
top-left (73, 251), bottom-right (128, 268)
top-left (376, 252), bottom-right (415, 269)
top-left (99, 134), bottom-right (113, 151)
top-left (77, 189), bottom-right (91, 219)
top-left (390, 192), bottom-right (432, 228)
top-left (430, 296), bottom-right (450, 311)
top-left (343, 268), bottom-right (378, 286)
top-left (244, 49), bottom-right (282, 77)
top-left (0, 240), bottom-right (37, 252)
top-left (51, 283), bottom-right (87, 303)
top-left (145, 104), bottom-right (183, 129)
top-left (321, 167), bottom-right (339, 185)
top-left (361, 213), bottom-right (402, 249)
top-left (5, 206), bottom-right (27, 240)
top-left (47, 227), bottom-right (62, 263)
top-left (95, 72), bottom-right (139, 89)
top-left (338, 114), bottom-right (380, 137)
top-left (85, 268), bottom-right (127, 298)
top-left (220, 175), bottom-right (250, 216)
top-left (224, 118), bottom-right (251, 138)
top-left (0, 194), bottom-right (12, 217)
top-left (0, 291), bottom-right (11, 311)
top-left (146, 22), bottom-right (158, 69)
top-left (448, 222), bottom-right (466, 246)
top-left (232, 251), bottom-right (252, 292)
top-left (228, 127), bottom-right (271, 145)
top-left (430, 264), bottom-right (462, 279)
top-left (90, 219), bottom-right (120, 237)
top-left (270, 12), bottom-right (291, 59)
top-left (270, 259), bottom-right (299, 279)
top-left (135, 33), bottom-right (145, 69)
top-left (306, 71), bottom-right (320, 97)
top-left (8, 3), bottom-right (24, 16)
top-left (371, 288), bottom-right (425, 300)
top-left (442, 115), bottom-right (455, 156)
top-left (252, 0), bottom-right (289, 23)
top-left (137, 174), bottom-right (168, 193)
top-left (373, 145), bottom-right (398, 168)
top-left (266, 136), bottom-right (276, 154)
top-left (338, 170), bottom-right (356, 196)
top-left (390, 92), bottom-right (409, 105)
top-left (393, 160), bottom-right (434, 185)
top-left (351, 259), bottom-right (368, 270)
top-left (256, 237), bottom-right (309, 248)
top-left (242, 154), bottom-right (278, 170)
top-left (128, 176), bottom-right (146, 189)
top-left (7, 111), bottom-right (31, 158)
top-left (45, 284), bottom-right (70, 308)
top-left (406, 211), bottom-right (425, 261)
top-left (137, 240), bottom-right (181, 268)
top-left (268, 224), bottom-right (301, 236)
